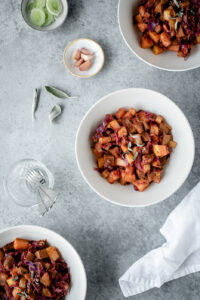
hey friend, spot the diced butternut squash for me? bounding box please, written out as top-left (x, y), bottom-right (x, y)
top-left (98, 157), bottom-right (104, 169)
top-left (35, 249), bottom-right (48, 260)
top-left (135, 14), bottom-right (143, 24)
top-left (46, 246), bottom-right (60, 261)
top-left (121, 166), bottom-right (136, 183)
top-left (197, 34), bottom-right (200, 44)
top-left (160, 32), bottom-right (171, 47)
top-left (155, 115), bottom-right (163, 124)
top-left (176, 27), bottom-right (185, 38)
top-left (143, 164), bottom-right (151, 173)
top-left (137, 23), bottom-right (148, 33)
top-left (133, 180), bottom-right (149, 192)
top-left (153, 45), bottom-right (164, 55)
top-left (150, 124), bottom-right (159, 135)
top-left (42, 288), bottom-right (52, 297)
top-left (162, 134), bottom-right (172, 145)
top-left (101, 169), bottom-right (109, 178)
top-left (155, 24), bottom-right (162, 33)
top-left (3, 256), bottom-right (14, 271)
top-left (142, 154), bottom-right (154, 164)
top-left (99, 137), bottom-right (111, 144)
top-left (16, 266), bottom-right (28, 276)
top-left (103, 155), bottom-right (115, 168)
top-left (107, 170), bottom-right (120, 184)
top-left (0, 250), bottom-right (4, 262)
top-left (141, 34), bottom-right (154, 48)
top-left (109, 147), bottom-right (119, 158)
top-left (121, 144), bottom-right (128, 153)
top-left (148, 31), bottom-right (160, 43)
top-left (125, 153), bottom-right (134, 164)
top-left (116, 108), bottom-right (126, 119)
top-left (168, 140), bottom-right (177, 148)
top-left (109, 120), bottom-right (121, 130)
top-left (115, 157), bottom-right (127, 167)
top-left (153, 145), bottom-right (169, 157)
top-left (129, 108), bottom-right (136, 116)
top-left (118, 126), bottom-right (127, 137)
top-left (138, 5), bottom-right (146, 17)
top-left (168, 44), bottom-right (180, 52)
top-left (14, 238), bottom-right (29, 250)
top-left (40, 272), bottom-right (51, 287)
top-left (7, 277), bottom-right (15, 286)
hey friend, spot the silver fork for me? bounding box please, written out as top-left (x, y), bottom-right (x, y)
top-left (25, 169), bottom-right (58, 216)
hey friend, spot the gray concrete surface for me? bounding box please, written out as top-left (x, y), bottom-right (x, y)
top-left (1, 0), bottom-right (200, 299)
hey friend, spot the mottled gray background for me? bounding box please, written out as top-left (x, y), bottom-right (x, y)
top-left (1, 0), bottom-right (200, 299)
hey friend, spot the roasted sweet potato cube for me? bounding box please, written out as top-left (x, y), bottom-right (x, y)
top-left (133, 122), bottom-right (144, 134)
top-left (150, 124), bottom-right (159, 135)
top-left (160, 32), bottom-right (171, 47)
top-left (121, 166), bottom-right (136, 183)
top-left (98, 157), bottom-right (104, 169)
top-left (176, 27), bottom-right (185, 38)
top-left (7, 277), bottom-right (15, 287)
top-left (168, 44), bottom-right (179, 52)
top-left (155, 115), bottom-right (163, 124)
top-left (153, 45), bottom-right (164, 55)
top-left (137, 23), bottom-right (148, 32)
top-left (0, 250), bottom-right (4, 262)
top-left (129, 108), bottom-right (136, 116)
top-left (109, 120), bottom-right (121, 130)
top-left (125, 153), bottom-right (134, 164)
top-left (152, 159), bottom-right (162, 168)
top-left (101, 169), bottom-right (109, 178)
top-left (155, 24), bottom-right (162, 33)
top-left (143, 164), bottom-right (151, 173)
top-left (120, 177), bottom-right (127, 185)
top-left (103, 155), bottom-right (115, 168)
top-left (107, 170), bottom-right (120, 184)
top-left (46, 246), bottom-right (60, 261)
top-left (116, 108), bottom-right (126, 119)
top-left (162, 134), bottom-right (172, 145)
top-left (168, 19), bottom-right (176, 31)
top-left (141, 34), bottom-right (154, 48)
top-left (133, 180), bottom-right (149, 192)
top-left (115, 157), bottom-right (127, 167)
top-left (138, 5), bottom-right (146, 17)
top-left (142, 154), bottom-right (154, 164)
top-left (148, 31), bottom-right (160, 43)
top-left (26, 251), bottom-right (35, 262)
top-left (121, 144), bottom-right (128, 153)
top-left (40, 272), bottom-right (51, 287)
top-left (109, 147), bottom-right (119, 158)
top-left (153, 145), bottom-right (169, 157)
top-left (42, 288), bottom-right (52, 297)
top-left (0, 272), bottom-right (8, 285)
top-left (143, 121), bottom-right (150, 130)
top-left (159, 122), bottom-right (171, 134)
top-left (35, 249), bottom-right (48, 260)
top-left (135, 14), bottom-right (143, 24)
top-left (168, 140), bottom-right (177, 148)
top-left (118, 126), bottom-right (127, 138)
top-left (14, 238), bottom-right (29, 250)
top-left (99, 137), bottom-right (111, 144)
top-left (16, 266), bottom-right (28, 275)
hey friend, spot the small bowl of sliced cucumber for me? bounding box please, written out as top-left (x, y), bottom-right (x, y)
top-left (21, 0), bottom-right (68, 31)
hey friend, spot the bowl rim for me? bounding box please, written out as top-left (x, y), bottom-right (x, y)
top-left (0, 225), bottom-right (87, 299)
top-left (75, 88), bottom-right (195, 207)
top-left (63, 38), bottom-right (105, 78)
top-left (21, 0), bottom-right (69, 32)
top-left (117, 0), bottom-right (200, 72)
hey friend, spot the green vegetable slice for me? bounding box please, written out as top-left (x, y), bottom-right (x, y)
top-left (43, 8), bottom-right (54, 26)
top-left (30, 8), bottom-right (46, 26)
top-left (26, 0), bottom-right (36, 14)
top-left (46, 0), bottom-right (63, 16)
top-left (35, 0), bottom-right (46, 8)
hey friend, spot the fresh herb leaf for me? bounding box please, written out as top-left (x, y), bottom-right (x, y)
top-left (132, 152), bottom-right (138, 162)
top-left (122, 151), bottom-right (130, 159)
top-left (128, 142), bottom-right (132, 151)
top-left (190, 9), bottom-right (195, 15)
top-left (32, 88), bottom-right (40, 120)
top-left (175, 19), bottom-right (179, 31)
top-left (17, 292), bottom-right (28, 298)
top-left (45, 86), bottom-right (74, 99)
top-left (142, 147), bottom-right (146, 153)
top-left (13, 276), bottom-right (19, 281)
top-left (31, 271), bottom-right (34, 279)
top-left (49, 104), bottom-right (62, 123)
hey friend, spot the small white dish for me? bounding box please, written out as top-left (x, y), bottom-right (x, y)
top-left (63, 38), bottom-right (105, 78)
top-left (21, 0), bottom-right (68, 31)
top-left (75, 88), bottom-right (195, 207)
top-left (0, 225), bottom-right (87, 300)
top-left (118, 0), bottom-right (200, 71)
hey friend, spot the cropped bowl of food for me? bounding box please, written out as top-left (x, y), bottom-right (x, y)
top-left (118, 0), bottom-right (200, 71)
top-left (76, 88), bottom-right (194, 207)
top-left (0, 226), bottom-right (87, 300)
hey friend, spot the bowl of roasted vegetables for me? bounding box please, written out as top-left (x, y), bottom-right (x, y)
top-left (76, 88), bottom-right (194, 207)
top-left (118, 0), bottom-right (200, 71)
top-left (0, 225), bottom-right (87, 300)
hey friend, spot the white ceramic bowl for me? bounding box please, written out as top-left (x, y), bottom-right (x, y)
top-left (118, 0), bottom-right (200, 71)
top-left (76, 88), bottom-right (195, 207)
top-left (21, 0), bottom-right (68, 31)
top-left (0, 225), bottom-right (87, 300)
top-left (63, 38), bottom-right (105, 78)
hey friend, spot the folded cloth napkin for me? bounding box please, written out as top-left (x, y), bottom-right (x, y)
top-left (119, 182), bottom-right (200, 297)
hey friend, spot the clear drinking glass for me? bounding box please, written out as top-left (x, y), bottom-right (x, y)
top-left (4, 159), bottom-right (58, 215)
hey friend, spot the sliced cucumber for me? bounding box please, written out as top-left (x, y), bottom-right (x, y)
top-left (30, 8), bottom-right (46, 26)
top-left (26, 0), bottom-right (36, 14)
top-left (35, 0), bottom-right (46, 8)
top-left (43, 8), bottom-right (54, 26)
top-left (46, 0), bottom-right (63, 17)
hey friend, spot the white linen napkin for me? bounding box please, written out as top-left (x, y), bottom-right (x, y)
top-left (119, 182), bottom-right (200, 297)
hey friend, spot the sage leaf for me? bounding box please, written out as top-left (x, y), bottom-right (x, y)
top-left (45, 86), bottom-right (72, 99)
top-left (173, 0), bottom-right (180, 8)
top-left (49, 104), bottom-right (62, 123)
top-left (32, 88), bottom-right (40, 120)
